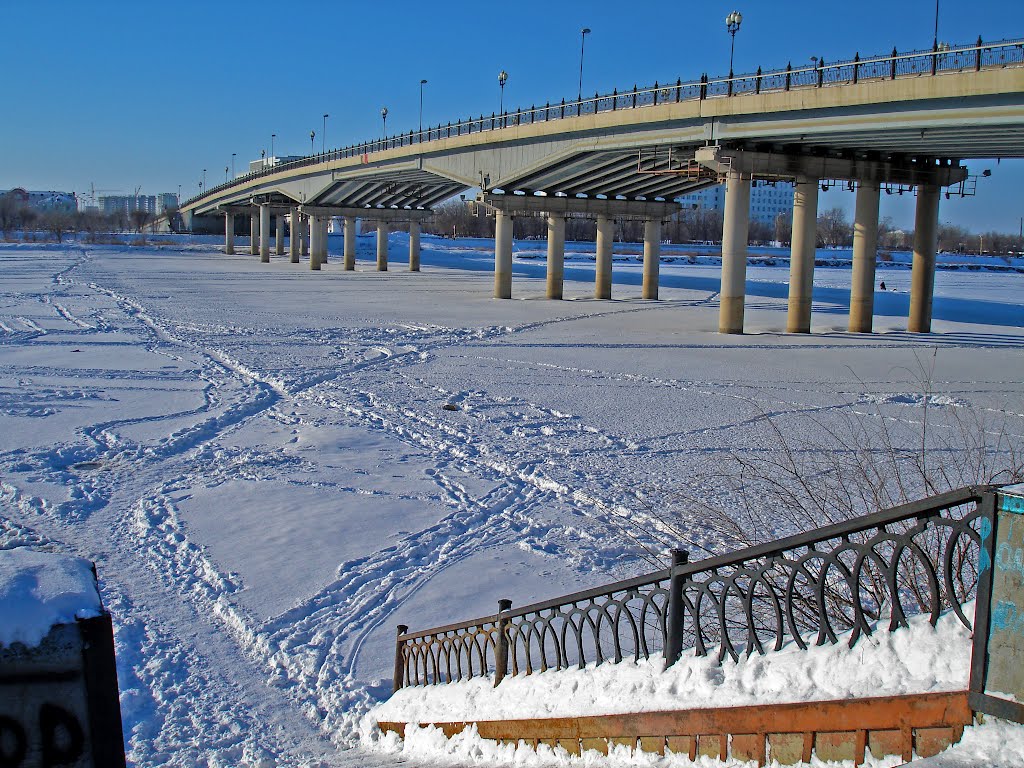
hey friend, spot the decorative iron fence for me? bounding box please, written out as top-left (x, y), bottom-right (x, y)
top-left (394, 485), bottom-right (997, 691)
top-left (184, 37), bottom-right (1023, 210)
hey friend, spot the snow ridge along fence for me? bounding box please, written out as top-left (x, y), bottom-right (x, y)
top-left (394, 486), bottom-right (994, 691)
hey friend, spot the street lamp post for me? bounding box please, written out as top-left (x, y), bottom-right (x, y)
top-left (498, 70), bottom-right (508, 114)
top-left (224, 166), bottom-right (229, 183)
top-left (934, 0), bottom-right (940, 49)
top-left (381, 107), bottom-right (388, 135)
top-left (322, 114), bottom-right (328, 153)
top-left (418, 79), bottom-right (428, 136)
top-left (310, 130), bottom-right (315, 155)
top-left (726, 10), bottom-right (743, 96)
top-left (271, 134), bottom-right (276, 162)
top-left (578, 28), bottom-right (591, 103)
top-left (202, 168), bottom-right (206, 190)
top-left (231, 153), bottom-right (236, 178)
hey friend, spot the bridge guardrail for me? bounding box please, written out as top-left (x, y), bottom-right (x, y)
top-left (183, 37), bottom-right (1024, 209)
top-left (393, 485), bottom-right (996, 691)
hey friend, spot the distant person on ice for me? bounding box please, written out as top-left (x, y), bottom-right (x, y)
top-left (879, 281), bottom-right (887, 291)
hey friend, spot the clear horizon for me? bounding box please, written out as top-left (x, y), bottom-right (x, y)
top-left (2, 0), bottom-right (1022, 233)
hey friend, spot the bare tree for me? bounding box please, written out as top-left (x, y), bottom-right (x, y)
top-left (816, 206), bottom-right (852, 248)
top-left (39, 210), bottom-right (76, 243)
top-left (129, 209), bottom-right (152, 234)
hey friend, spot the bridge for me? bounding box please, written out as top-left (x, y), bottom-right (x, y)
top-left (180, 38), bottom-right (1024, 335)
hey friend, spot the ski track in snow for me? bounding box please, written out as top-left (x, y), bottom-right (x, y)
top-left (1, 244), bottom-right (1021, 765)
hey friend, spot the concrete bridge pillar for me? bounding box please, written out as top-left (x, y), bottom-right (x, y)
top-left (409, 220), bottom-right (421, 271)
top-left (250, 210), bottom-right (259, 256)
top-left (259, 204), bottom-right (271, 263)
top-left (786, 178), bottom-right (819, 333)
top-left (376, 222), bottom-right (389, 271)
top-left (309, 215), bottom-right (321, 270)
top-left (301, 215), bottom-right (310, 258)
top-left (546, 213), bottom-right (565, 299)
top-left (595, 214), bottom-right (613, 299)
top-left (225, 213), bottom-right (235, 254)
top-left (276, 215), bottom-right (284, 256)
top-left (909, 183), bottom-right (940, 333)
top-left (319, 217), bottom-right (329, 264)
top-left (494, 210), bottom-right (513, 299)
top-left (849, 182), bottom-right (881, 333)
top-left (719, 171), bottom-right (752, 334)
top-left (642, 218), bottom-right (661, 300)
top-left (289, 208), bottom-right (299, 263)
top-left (343, 217), bottom-right (356, 270)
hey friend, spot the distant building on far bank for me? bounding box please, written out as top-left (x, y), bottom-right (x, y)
top-left (0, 188), bottom-right (78, 213)
top-left (677, 181), bottom-right (794, 225)
top-left (93, 193), bottom-right (179, 217)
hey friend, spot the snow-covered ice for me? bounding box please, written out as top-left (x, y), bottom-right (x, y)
top-left (1, 232), bottom-right (1022, 766)
top-left (0, 548), bottom-right (101, 647)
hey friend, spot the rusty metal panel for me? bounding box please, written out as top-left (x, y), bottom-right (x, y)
top-left (581, 737), bottom-right (608, 754)
top-left (815, 732), bottom-right (856, 762)
top-left (666, 734), bottom-right (695, 759)
top-left (915, 726), bottom-right (955, 758)
top-left (867, 729), bottom-right (902, 759)
top-left (383, 692), bottom-right (974, 766)
top-left (637, 736), bottom-right (664, 755)
top-left (768, 733), bottom-right (805, 765)
top-left (731, 733), bottom-right (764, 762)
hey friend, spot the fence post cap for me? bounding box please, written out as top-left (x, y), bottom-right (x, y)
top-left (396, 624), bottom-right (409, 635)
top-left (670, 548), bottom-right (689, 566)
top-left (497, 598), bottom-right (513, 611)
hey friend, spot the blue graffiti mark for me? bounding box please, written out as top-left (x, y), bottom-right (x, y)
top-left (994, 517), bottom-right (1024, 580)
top-left (979, 516), bottom-right (993, 573)
top-left (1001, 494), bottom-right (1024, 515)
top-left (991, 599), bottom-right (1024, 636)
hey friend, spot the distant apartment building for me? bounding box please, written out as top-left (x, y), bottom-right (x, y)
top-left (677, 181), bottom-right (795, 225)
top-left (98, 195), bottom-right (157, 216)
top-left (0, 188), bottom-right (78, 212)
top-left (155, 193), bottom-right (178, 214)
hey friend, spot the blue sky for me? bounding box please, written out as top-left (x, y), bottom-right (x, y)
top-left (2, 0), bottom-right (1022, 233)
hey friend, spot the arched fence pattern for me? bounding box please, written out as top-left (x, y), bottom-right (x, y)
top-left (394, 485), bottom-right (996, 690)
top-left (185, 38), bottom-right (1023, 209)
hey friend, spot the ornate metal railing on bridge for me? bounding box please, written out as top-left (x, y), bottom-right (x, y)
top-left (393, 485), bottom-right (996, 690)
top-left (184, 37), bottom-right (1024, 208)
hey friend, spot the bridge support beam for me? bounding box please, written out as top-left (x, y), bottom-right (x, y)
top-left (377, 222), bottom-right (389, 271)
top-left (546, 214), bottom-right (565, 299)
top-left (276, 215), bottom-right (284, 256)
top-left (595, 214), bottom-right (613, 300)
top-left (849, 182), bottom-right (881, 333)
top-left (642, 218), bottom-right (661, 300)
top-left (494, 210), bottom-right (513, 299)
top-left (409, 220), bottom-right (421, 271)
top-left (225, 213), bottom-right (235, 255)
top-left (909, 183), bottom-right (940, 333)
top-left (786, 178), bottom-right (819, 333)
top-left (250, 210), bottom-right (259, 256)
top-left (309, 215), bottom-right (321, 270)
top-left (259, 204), bottom-right (271, 263)
top-left (289, 208), bottom-right (299, 263)
top-left (344, 217), bottom-right (356, 270)
top-left (719, 171), bottom-right (752, 334)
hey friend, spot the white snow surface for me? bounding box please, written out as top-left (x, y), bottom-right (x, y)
top-left (0, 548), bottom-right (101, 648)
top-left (370, 609), bottom-right (971, 725)
top-left (1, 233), bottom-right (1023, 766)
